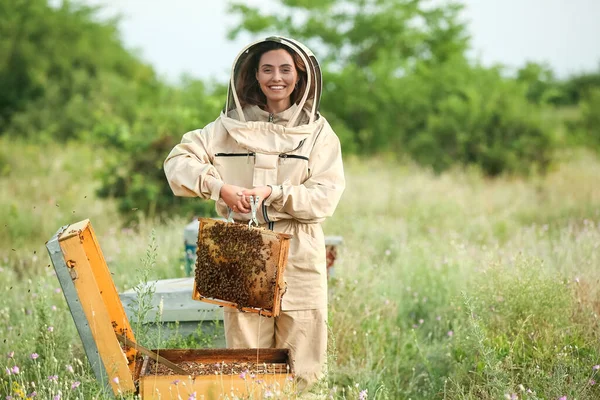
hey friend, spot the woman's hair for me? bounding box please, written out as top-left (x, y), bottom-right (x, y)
top-left (235, 41), bottom-right (310, 109)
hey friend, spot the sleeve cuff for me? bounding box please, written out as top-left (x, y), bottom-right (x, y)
top-left (264, 184), bottom-right (283, 206)
top-left (206, 177), bottom-right (224, 201)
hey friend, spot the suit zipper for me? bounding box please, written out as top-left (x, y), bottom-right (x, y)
top-left (279, 154), bottom-right (309, 161)
top-left (214, 153), bottom-right (255, 157)
top-left (214, 152), bottom-right (256, 164)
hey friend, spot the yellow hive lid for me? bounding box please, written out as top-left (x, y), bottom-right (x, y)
top-left (46, 219), bottom-right (138, 396)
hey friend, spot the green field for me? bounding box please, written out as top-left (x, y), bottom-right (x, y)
top-left (1, 137), bottom-right (599, 399)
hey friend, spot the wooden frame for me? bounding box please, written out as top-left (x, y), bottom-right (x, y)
top-left (192, 218), bottom-right (292, 317)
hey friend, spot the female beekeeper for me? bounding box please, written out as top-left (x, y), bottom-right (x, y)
top-left (163, 36), bottom-right (345, 389)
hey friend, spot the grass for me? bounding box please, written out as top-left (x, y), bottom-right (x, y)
top-left (1, 136), bottom-right (600, 399)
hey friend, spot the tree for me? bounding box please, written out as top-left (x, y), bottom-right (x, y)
top-left (0, 0), bottom-right (158, 139)
top-left (227, 0), bottom-right (555, 175)
top-left (516, 62), bottom-right (562, 105)
top-left (0, 0), bottom-right (226, 221)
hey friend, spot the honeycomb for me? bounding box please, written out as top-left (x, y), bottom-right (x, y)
top-left (194, 220), bottom-right (284, 312)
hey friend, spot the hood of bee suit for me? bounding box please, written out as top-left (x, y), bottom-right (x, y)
top-left (219, 36), bottom-right (325, 155)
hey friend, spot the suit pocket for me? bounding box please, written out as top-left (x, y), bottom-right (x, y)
top-left (287, 226), bottom-right (326, 269)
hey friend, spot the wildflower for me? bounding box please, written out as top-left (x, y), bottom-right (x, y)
top-left (71, 381), bottom-right (80, 390)
top-left (5, 367), bottom-right (11, 376)
top-left (447, 330), bottom-right (454, 337)
top-left (26, 391), bottom-right (36, 398)
top-left (51, 305), bottom-right (57, 311)
top-left (53, 395), bottom-right (61, 400)
top-left (384, 249), bottom-right (391, 256)
top-left (239, 370), bottom-right (247, 380)
top-left (171, 380), bottom-right (180, 386)
top-left (6, 396), bottom-right (13, 400)
top-left (47, 327), bottom-right (54, 333)
top-left (436, 316), bottom-right (441, 321)
top-left (11, 366), bottom-right (19, 374)
top-left (55, 288), bottom-right (61, 293)
top-left (590, 379), bottom-right (596, 385)
top-left (188, 393), bottom-right (196, 400)
top-left (558, 397), bottom-right (567, 400)
top-left (7, 351), bottom-right (14, 358)
top-left (593, 365), bottom-right (600, 371)
top-left (65, 365), bottom-right (74, 373)
top-left (112, 377), bottom-right (119, 385)
top-left (264, 390), bottom-right (274, 398)
top-left (12, 382), bottom-right (25, 398)
top-left (48, 375), bottom-right (58, 383)
top-left (418, 319), bottom-right (424, 325)
top-left (359, 389), bottom-right (368, 400)
top-left (30, 353), bottom-right (39, 360)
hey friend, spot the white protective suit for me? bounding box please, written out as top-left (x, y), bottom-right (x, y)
top-left (164, 36), bottom-right (345, 386)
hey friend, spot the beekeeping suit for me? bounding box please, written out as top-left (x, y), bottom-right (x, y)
top-left (164, 36), bottom-right (345, 387)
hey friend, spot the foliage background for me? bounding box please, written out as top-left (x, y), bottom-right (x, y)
top-left (1, 0), bottom-right (599, 220)
top-left (1, 0), bottom-right (600, 399)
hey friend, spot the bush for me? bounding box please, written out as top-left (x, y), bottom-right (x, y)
top-left (96, 134), bottom-right (216, 224)
top-left (323, 57), bottom-right (555, 176)
top-left (564, 88), bottom-right (600, 151)
top-left (579, 89), bottom-right (600, 149)
top-left (95, 79), bottom-right (226, 224)
top-left (408, 65), bottom-right (554, 176)
top-left (559, 70), bottom-right (600, 105)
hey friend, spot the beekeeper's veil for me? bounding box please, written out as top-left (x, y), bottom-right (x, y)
top-left (223, 36), bottom-right (322, 128)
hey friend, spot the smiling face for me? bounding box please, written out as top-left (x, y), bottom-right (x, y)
top-left (256, 49), bottom-right (298, 113)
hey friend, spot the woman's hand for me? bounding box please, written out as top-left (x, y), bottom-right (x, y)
top-left (241, 186), bottom-right (273, 206)
top-left (220, 184), bottom-right (251, 213)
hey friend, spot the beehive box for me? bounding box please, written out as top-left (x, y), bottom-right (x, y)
top-left (193, 218), bottom-right (292, 317)
top-left (46, 219), bottom-right (294, 399)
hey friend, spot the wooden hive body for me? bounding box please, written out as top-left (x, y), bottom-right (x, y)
top-left (46, 219), bottom-right (294, 399)
top-left (193, 218), bottom-right (292, 317)
top-left (138, 348), bottom-right (294, 399)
